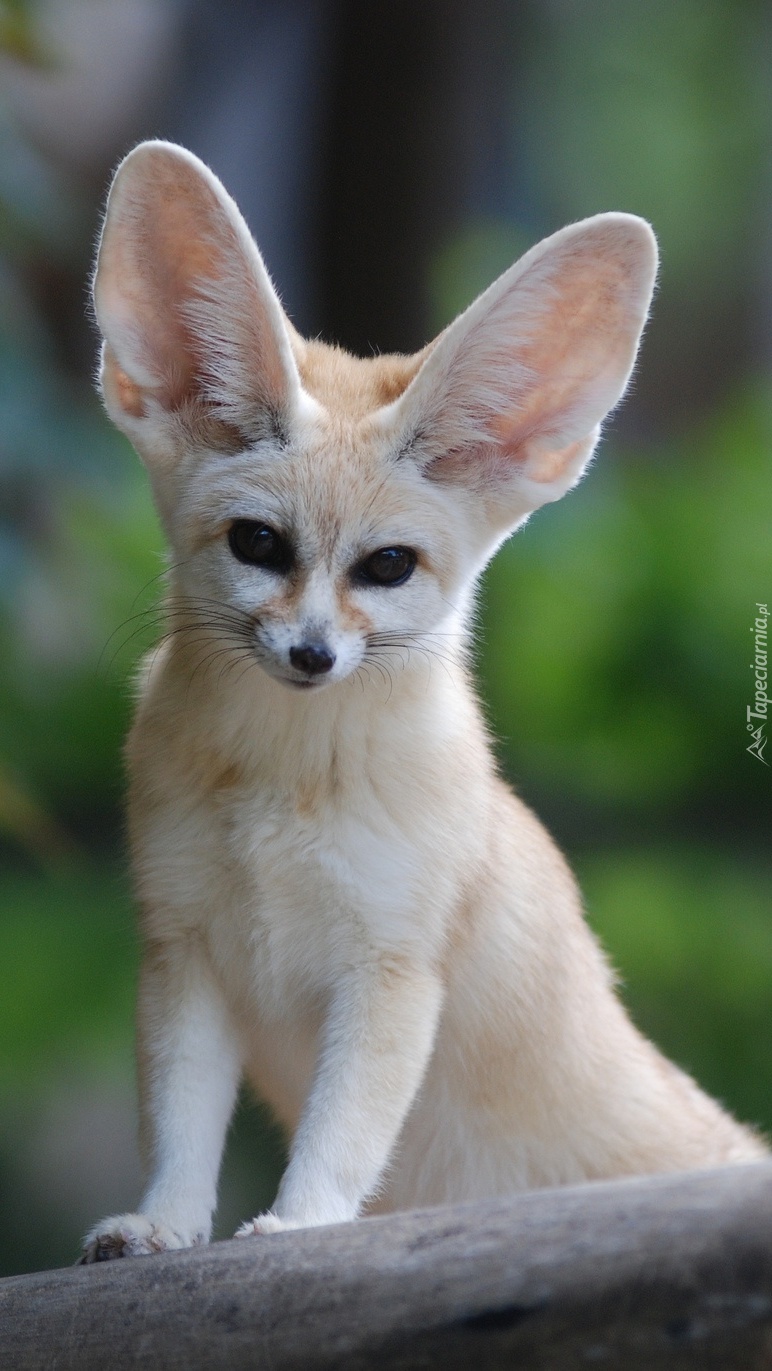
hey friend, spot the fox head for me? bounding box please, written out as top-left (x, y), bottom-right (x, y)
top-left (93, 141), bottom-right (657, 693)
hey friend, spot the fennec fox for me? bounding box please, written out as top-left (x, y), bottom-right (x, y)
top-left (81, 141), bottom-right (765, 1261)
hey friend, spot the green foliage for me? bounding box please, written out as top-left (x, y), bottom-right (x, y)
top-left (427, 221), bottom-right (532, 334)
top-left (581, 847), bottom-right (772, 1135)
top-left (521, 0), bottom-right (766, 286)
top-left (0, 0), bottom-right (47, 65)
top-left (0, 459), bottom-right (162, 828)
top-left (478, 386), bottom-right (771, 818)
top-left (0, 865), bottom-right (136, 1090)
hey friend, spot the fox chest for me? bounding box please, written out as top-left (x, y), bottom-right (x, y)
top-left (140, 779), bottom-right (431, 1020)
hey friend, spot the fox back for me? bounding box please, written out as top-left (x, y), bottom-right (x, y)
top-left (80, 141), bottom-right (765, 1262)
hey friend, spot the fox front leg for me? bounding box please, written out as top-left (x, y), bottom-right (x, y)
top-left (237, 956), bottom-right (443, 1236)
top-left (80, 939), bottom-right (242, 1261)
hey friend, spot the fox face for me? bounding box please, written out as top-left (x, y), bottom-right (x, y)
top-left (167, 407), bottom-right (481, 692)
top-left (93, 141), bottom-right (657, 694)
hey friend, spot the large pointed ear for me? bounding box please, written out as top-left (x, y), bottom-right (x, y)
top-left (92, 140), bottom-right (304, 473)
top-left (384, 213), bottom-right (657, 533)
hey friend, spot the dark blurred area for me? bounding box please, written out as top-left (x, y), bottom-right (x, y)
top-left (0, 0), bottom-right (769, 1276)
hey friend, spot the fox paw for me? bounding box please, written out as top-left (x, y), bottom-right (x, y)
top-left (79, 1213), bottom-right (204, 1262)
top-left (234, 1212), bottom-right (302, 1238)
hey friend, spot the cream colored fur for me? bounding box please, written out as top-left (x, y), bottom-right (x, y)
top-left (81, 141), bottom-right (766, 1261)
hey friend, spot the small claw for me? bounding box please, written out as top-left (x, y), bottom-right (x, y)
top-left (234, 1212), bottom-right (299, 1238)
top-left (78, 1213), bottom-right (197, 1263)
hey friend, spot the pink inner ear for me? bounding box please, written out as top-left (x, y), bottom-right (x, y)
top-left (106, 351), bottom-right (146, 418)
top-left (521, 437), bottom-right (590, 484)
top-left (393, 216), bottom-right (655, 519)
top-left (95, 145), bottom-right (295, 429)
top-left (485, 252), bottom-right (639, 460)
top-left (96, 166), bottom-right (216, 408)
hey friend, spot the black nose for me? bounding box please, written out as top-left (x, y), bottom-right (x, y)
top-left (289, 643), bottom-right (335, 676)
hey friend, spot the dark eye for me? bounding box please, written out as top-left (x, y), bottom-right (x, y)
top-left (228, 521), bottom-right (293, 572)
top-left (353, 546), bottom-right (417, 587)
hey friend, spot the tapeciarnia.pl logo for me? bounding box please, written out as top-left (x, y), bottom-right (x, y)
top-left (747, 602), bottom-right (769, 765)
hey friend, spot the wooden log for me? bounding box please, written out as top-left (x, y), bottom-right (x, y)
top-left (2, 1162), bottom-right (772, 1370)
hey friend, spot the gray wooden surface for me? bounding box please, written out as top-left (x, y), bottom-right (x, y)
top-left (2, 1162), bottom-right (771, 1369)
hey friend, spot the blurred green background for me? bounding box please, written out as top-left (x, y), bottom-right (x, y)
top-left (0, 0), bottom-right (770, 1275)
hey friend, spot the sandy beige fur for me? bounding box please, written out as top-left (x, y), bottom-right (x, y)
top-left (81, 142), bottom-right (766, 1261)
